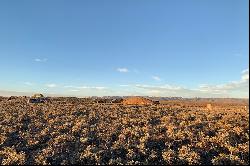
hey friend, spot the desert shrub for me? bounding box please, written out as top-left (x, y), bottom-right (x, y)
top-left (0, 98), bottom-right (248, 165)
top-left (0, 147), bottom-right (26, 165)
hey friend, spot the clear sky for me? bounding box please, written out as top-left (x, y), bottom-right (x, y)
top-left (0, 0), bottom-right (249, 97)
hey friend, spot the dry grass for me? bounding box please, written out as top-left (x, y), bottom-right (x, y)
top-left (0, 97), bottom-right (249, 165)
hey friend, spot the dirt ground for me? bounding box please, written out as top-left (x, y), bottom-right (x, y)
top-left (0, 97), bottom-right (249, 165)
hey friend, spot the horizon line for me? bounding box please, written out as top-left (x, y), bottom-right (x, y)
top-left (0, 90), bottom-right (248, 99)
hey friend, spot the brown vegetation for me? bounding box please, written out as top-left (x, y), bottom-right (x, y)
top-left (0, 97), bottom-right (249, 165)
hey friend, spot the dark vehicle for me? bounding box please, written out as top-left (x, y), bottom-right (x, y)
top-left (28, 94), bottom-right (47, 103)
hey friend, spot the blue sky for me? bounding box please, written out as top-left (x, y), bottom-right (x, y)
top-left (0, 0), bottom-right (249, 97)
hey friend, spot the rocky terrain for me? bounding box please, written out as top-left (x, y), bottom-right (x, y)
top-left (0, 96), bottom-right (249, 165)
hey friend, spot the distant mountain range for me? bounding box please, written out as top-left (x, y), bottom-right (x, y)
top-left (0, 90), bottom-right (248, 101)
top-left (0, 90), bottom-right (66, 97)
top-left (0, 90), bottom-right (33, 97)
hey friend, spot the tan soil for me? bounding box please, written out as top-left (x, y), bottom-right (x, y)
top-left (122, 96), bottom-right (153, 105)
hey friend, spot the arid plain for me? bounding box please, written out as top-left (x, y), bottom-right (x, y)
top-left (0, 96), bottom-right (249, 165)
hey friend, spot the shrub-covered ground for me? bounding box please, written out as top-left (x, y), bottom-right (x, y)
top-left (0, 97), bottom-right (249, 165)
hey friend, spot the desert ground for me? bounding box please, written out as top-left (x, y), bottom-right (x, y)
top-left (0, 96), bottom-right (249, 165)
